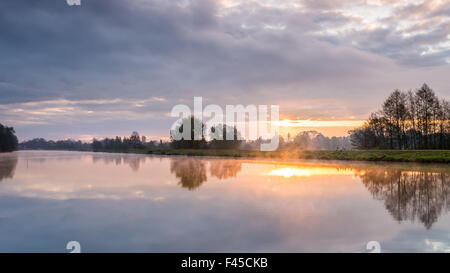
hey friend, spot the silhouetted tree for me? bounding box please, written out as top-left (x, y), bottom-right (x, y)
top-left (209, 124), bottom-right (243, 149)
top-left (350, 84), bottom-right (450, 150)
top-left (130, 131), bottom-right (143, 149)
top-left (170, 116), bottom-right (207, 149)
top-left (92, 138), bottom-right (103, 151)
top-left (20, 138), bottom-right (91, 151)
top-left (0, 124), bottom-right (18, 152)
top-left (382, 89), bottom-right (408, 149)
top-left (415, 83), bottom-right (438, 148)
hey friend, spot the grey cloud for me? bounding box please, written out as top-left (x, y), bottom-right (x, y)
top-left (0, 0), bottom-right (449, 139)
top-left (395, 0), bottom-right (450, 20)
top-left (0, 0), bottom-right (397, 104)
top-left (302, 0), bottom-right (363, 10)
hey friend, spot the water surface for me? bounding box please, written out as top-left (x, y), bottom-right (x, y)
top-left (0, 151), bottom-right (449, 252)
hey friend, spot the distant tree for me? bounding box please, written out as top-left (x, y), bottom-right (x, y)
top-left (0, 124), bottom-right (18, 152)
top-left (92, 138), bottom-right (103, 151)
top-left (170, 116), bottom-right (207, 149)
top-left (294, 132), bottom-right (311, 149)
top-left (271, 131), bottom-right (351, 151)
top-left (208, 124), bottom-right (243, 149)
top-left (20, 138), bottom-right (91, 151)
top-left (130, 131), bottom-right (143, 149)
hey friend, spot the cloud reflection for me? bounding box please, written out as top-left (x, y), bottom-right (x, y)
top-left (1, 152), bottom-right (450, 252)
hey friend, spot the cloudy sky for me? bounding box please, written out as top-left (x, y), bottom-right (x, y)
top-left (1, 0), bottom-right (449, 141)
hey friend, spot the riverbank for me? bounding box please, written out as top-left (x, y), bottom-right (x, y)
top-left (18, 148), bottom-right (450, 163)
top-left (147, 149), bottom-right (450, 163)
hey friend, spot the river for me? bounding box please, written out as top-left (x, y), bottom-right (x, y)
top-left (0, 151), bottom-right (449, 252)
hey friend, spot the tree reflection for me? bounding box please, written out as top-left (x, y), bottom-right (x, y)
top-left (91, 154), bottom-right (146, 172)
top-left (357, 168), bottom-right (450, 229)
top-left (122, 156), bottom-right (143, 172)
top-left (170, 158), bottom-right (207, 190)
top-left (0, 154), bottom-right (18, 182)
top-left (209, 160), bottom-right (242, 180)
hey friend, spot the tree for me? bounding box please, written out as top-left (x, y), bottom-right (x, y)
top-left (438, 99), bottom-right (450, 149)
top-left (406, 90), bottom-right (418, 149)
top-left (170, 116), bottom-right (207, 149)
top-left (208, 124), bottom-right (243, 149)
top-left (92, 138), bottom-right (103, 151)
top-left (382, 89), bottom-right (407, 149)
top-left (294, 132), bottom-right (312, 149)
top-left (130, 131), bottom-right (143, 149)
top-left (350, 84), bottom-right (450, 150)
top-left (415, 83), bottom-right (438, 148)
top-left (0, 124), bottom-right (19, 152)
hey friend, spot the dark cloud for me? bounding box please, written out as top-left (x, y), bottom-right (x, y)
top-left (0, 0), bottom-right (385, 104)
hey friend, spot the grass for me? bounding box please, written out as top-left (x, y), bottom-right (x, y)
top-left (147, 149), bottom-right (450, 163)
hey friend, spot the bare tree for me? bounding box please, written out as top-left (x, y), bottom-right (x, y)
top-left (350, 84), bottom-right (449, 150)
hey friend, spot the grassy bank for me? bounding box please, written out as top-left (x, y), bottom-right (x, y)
top-left (147, 149), bottom-right (450, 163)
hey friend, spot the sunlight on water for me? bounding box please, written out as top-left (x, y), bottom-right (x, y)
top-left (269, 167), bottom-right (355, 178)
top-left (270, 168), bottom-right (313, 177)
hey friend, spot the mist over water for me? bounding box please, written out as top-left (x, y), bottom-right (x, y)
top-left (0, 151), bottom-right (449, 252)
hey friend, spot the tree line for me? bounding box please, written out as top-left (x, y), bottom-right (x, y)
top-left (92, 131), bottom-right (168, 151)
top-left (350, 83), bottom-right (450, 150)
top-left (170, 116), bottom-right (243, 149)
top-left (169, 116), bottom-right (351, 150)
top-left (0, 123), bottom-right (18, 152)
top-left (19, 138), bottom-right (91, 151)
top-left (20, 132), bottom-right (169, 152)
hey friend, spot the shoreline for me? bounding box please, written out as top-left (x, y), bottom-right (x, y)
top-left (147, 149), bottom-right (450, 163)
top-left (14, 149), bottom-right (450, 163)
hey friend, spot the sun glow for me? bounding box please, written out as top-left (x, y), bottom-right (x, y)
top-left (269, 167), bottom-right (355, 178)
top-left (272, 119), bottom-right (364, 127)
top-left (270, 168), bottom-right (312, 178)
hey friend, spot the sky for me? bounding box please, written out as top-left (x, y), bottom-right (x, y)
top-left (0, 0), bottom-right (449, 141)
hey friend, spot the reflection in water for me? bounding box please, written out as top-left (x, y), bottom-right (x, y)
top-left (270, 168), bottom-right (313, 178)
top-left (269, 167), bottom-right (354, 178)
top-left (1, 151), bottom-right (450, 252)
top-left (0, 153), bottom-right (18, 181)
top-left (268, 163), bottom-right (450, 229)
top-left (209, 160), bottom-right (242, 179)
top-left (92, 153), bottom-right (147, 172)
top-left (170, 158), bottom-right (242, 189)
top-left (357, 168), bottom-right (450, 229)
top-left (169, 158), bottom-right (450, 229)
top-left (170, 158), bottom-right (207, 190)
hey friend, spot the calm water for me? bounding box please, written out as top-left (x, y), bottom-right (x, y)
top-left (0, 151), bottom-right (449, 253)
